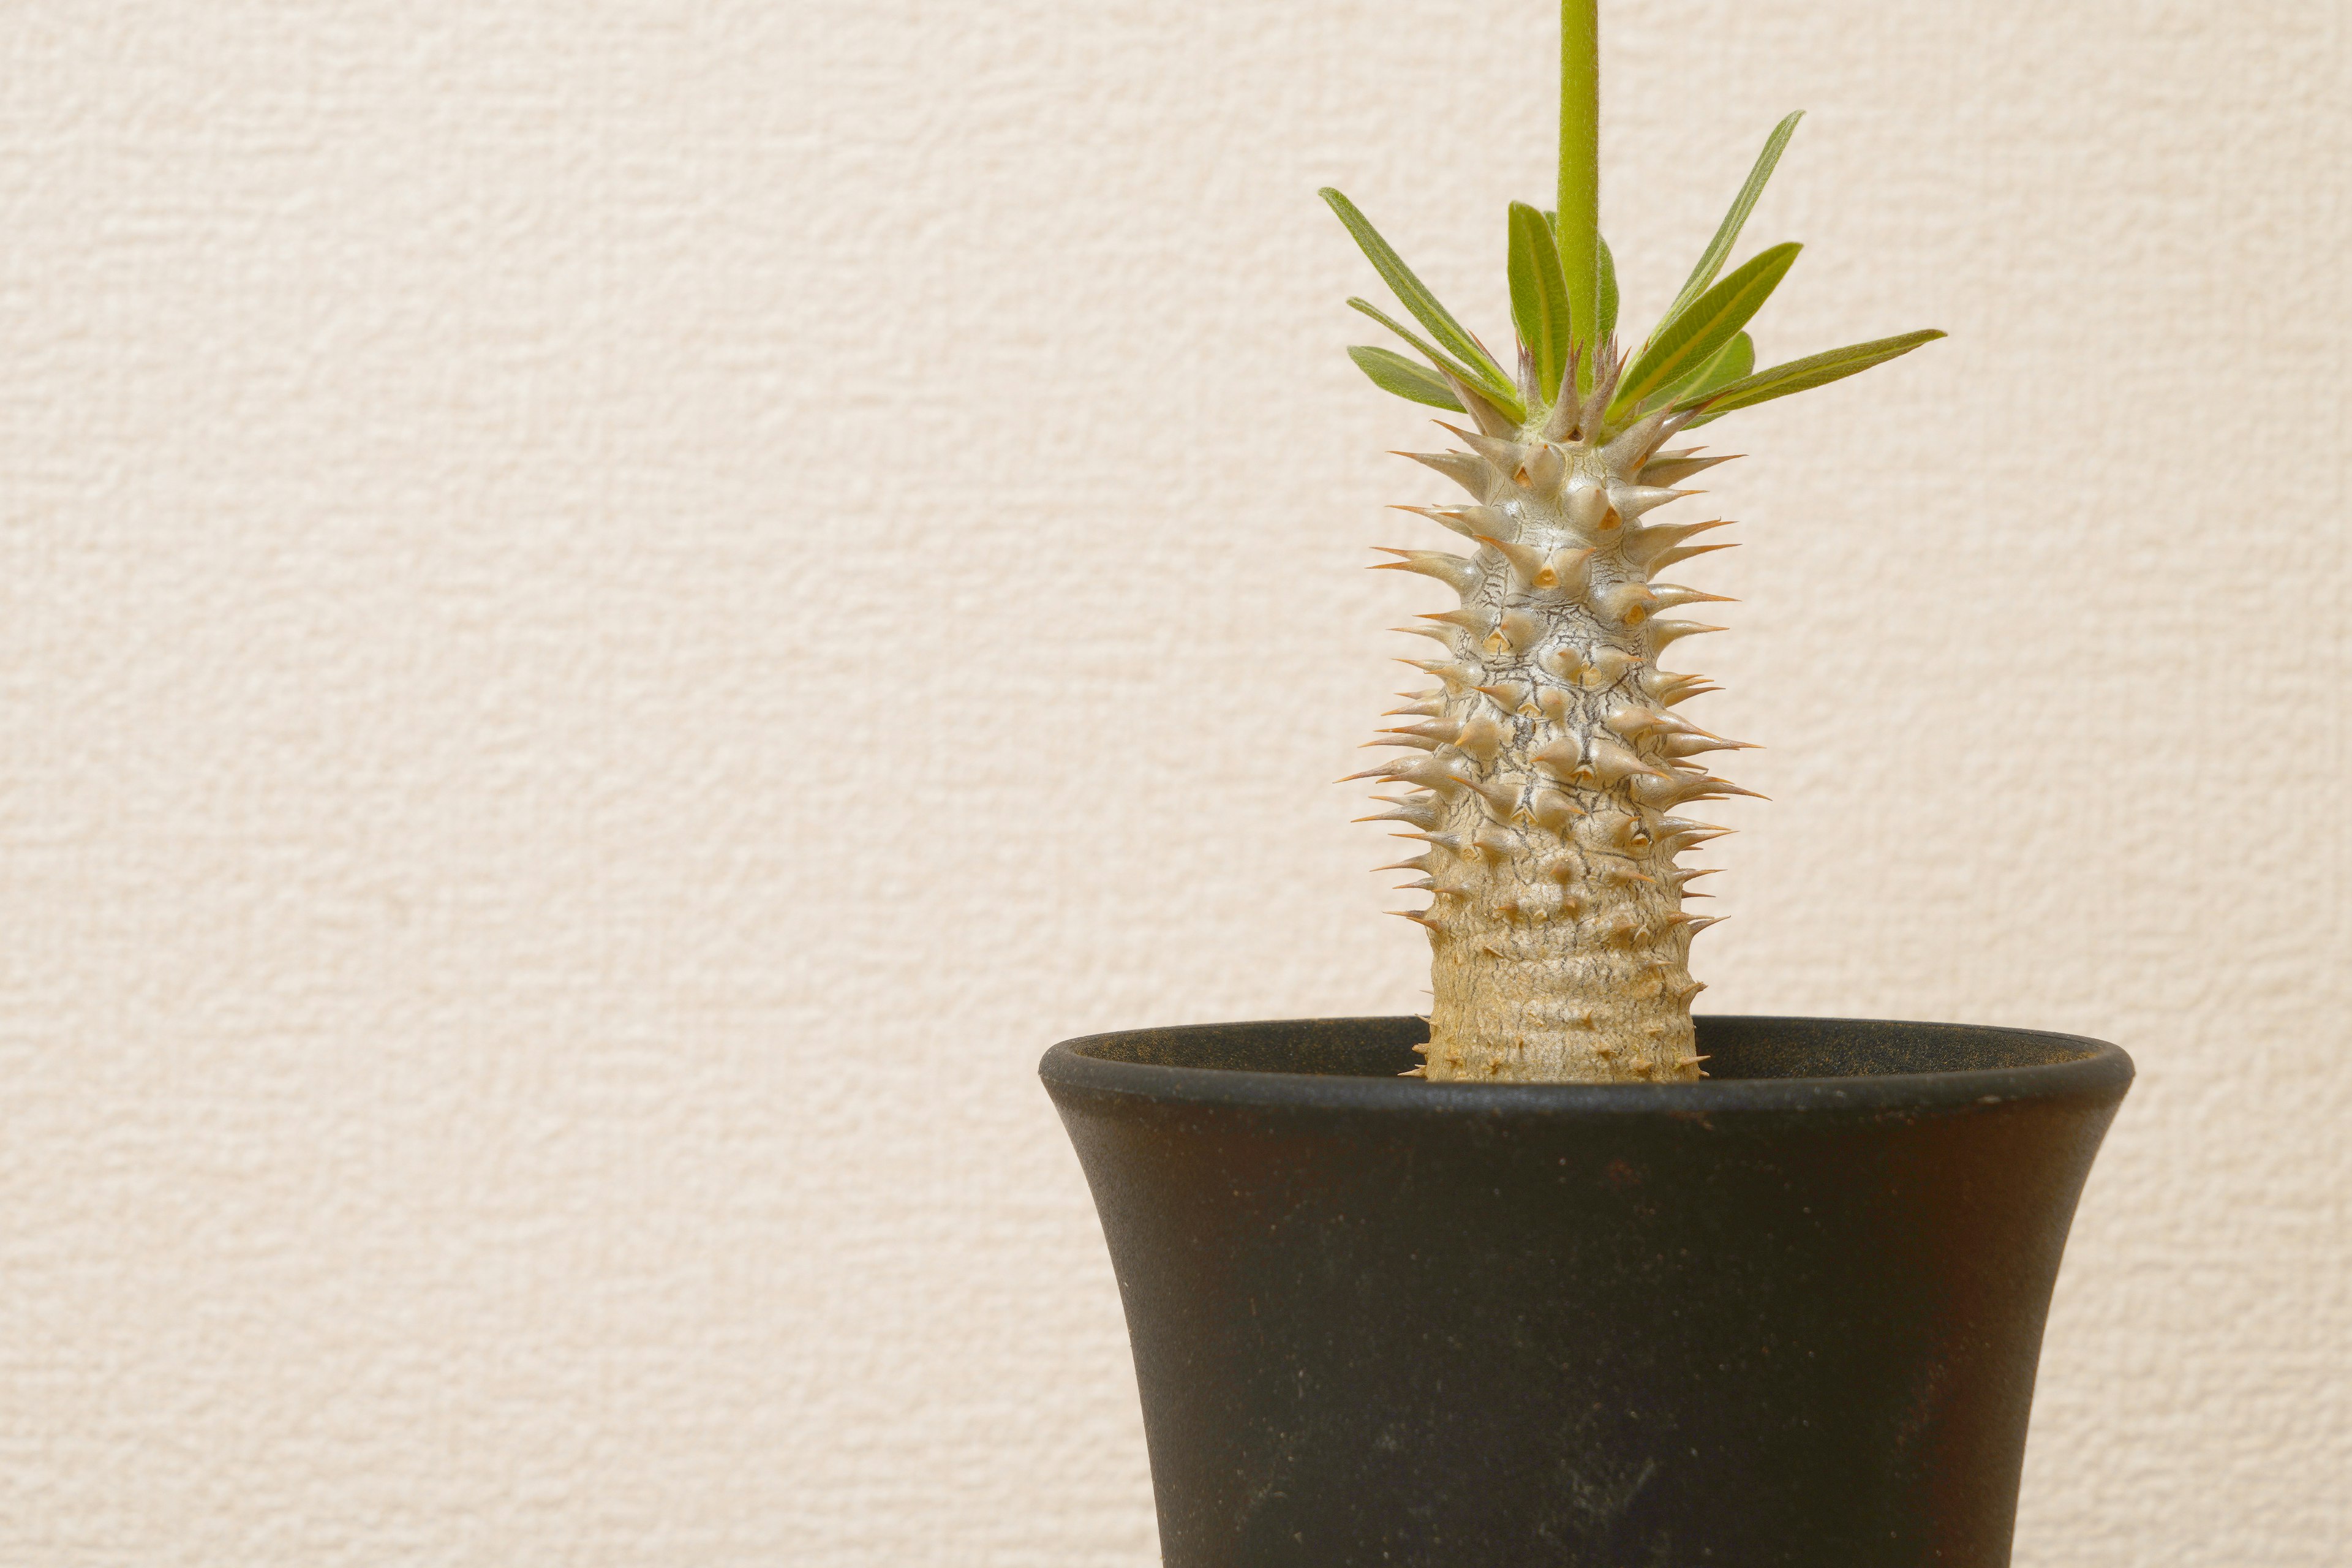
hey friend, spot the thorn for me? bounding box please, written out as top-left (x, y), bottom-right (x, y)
top-left (1392, 449), bottom-right (1492, 498)
top-left (1531, 736), bottom-right (1585, 778)
top-left (1594, 582), bottom-right (1662, 626)
top-left (1600, 406), bottom-right (1698, 476)
top-left (1469, 824), bottom-right (1523, 859)
top-left (1572, 358), bottom-right (1619, 440)
top-left (1642, 670), bottom-right (1719, 706)
top-left (1651, 541), bottom-right (1740, 571)
top-left (1371, 856), bottom-right (1431, 873)
top-left (1515, 342), bottom-right (1542, 415)
top-left (1382, 718), bottom-right (1465, 744)
top-left (1638, 452), bottom-right (1738, 487)
top-left (1645, 619), bottom-right (1727, 649)
top-left (1630, 771), bottom-right (1767, 808)
top-left (1654, 820), bottom-right (1733, 853)
top-left (1489, 608), bottom-right (1542, 655)
top-left (1586, 808), bottom-right (1652, 852)
top-left (1398, 657), bottom-right (1478, 691)
top-left (1528, 786), bottom-right (1583, 830)
top-left (1370, 546), bottom-right (1481, 595)
top-left (1591, 736), bottom-right (1672, 784)
top-left (1479, 534), bottom-right (1549, 590)
top-left (1663, 732), bottom-right (1759, 758)
top-left (1378, 756), bottom-right (1474, 793)
top-left (1436, 424), bottom-right (1528, 470)
top-left (1398, 1066), bottom-right (1427, 1077)
top-left (1603, 704), bottom-right (1679, 738)
top-left (1451, 712), bottom-right (1510, 762)
top-left (1537, 645), bottom-right (1589, 685)
top-left (1382, 698), bottom-right (1447, 718)
top-left (1517, 442), bottom-right (1565, 494)
top-left (1539, 546), bottom-right (1596, 594)
top-left (1472, 680), bottom-right (1531, 713)
top-left (1562, 481), bottom-right (1619, 537)
top-left (1539, 381), bottom-right (1580, 442)
top-left (1390, 623), bottom-right (1457, 646)
top-left (1623, 518), bottom-right (1736, 571)
top-left (1594, 911), bottom-right (1645, 946)
top-left (1353, 797), bottom-right (1441, 829)
top-left (1393, 503), bottom-right (1514, 543)
top-left (1580, 647), bottom-right (1641, 690)
top-left (1432, 371), bottom-right (1518, 437)
top-left (1607, 483), bottom-right (1694, 521)
top-left (1466, 772), bottom-right (1529, 820)
top-left (1649, 584), bottom-right (1738, 612)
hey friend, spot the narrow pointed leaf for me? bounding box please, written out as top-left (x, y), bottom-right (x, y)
top-left (1348, 345), bottom-right (1466, 410)
top-left (1507, 202), bottom-right (1574, 404)
top-left (1348, 297), bottom-right (1493, 391)
top-left (1594, 232), bottom-right (1619, 352)
top-left (1613, 242), bottom-right (1801, 417)
top-left (1679, 329), bottom-right (1947, 424)
top-left (1321, 187), bottom-right (1515, 399)
top-left (1663, 330), bottom-right (1753, 402)
top-left (1660, 111), bottom-right (1804, 326)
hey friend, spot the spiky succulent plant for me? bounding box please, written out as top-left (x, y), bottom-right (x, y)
top-left (1333, 2), bottom-right (1941, 1084)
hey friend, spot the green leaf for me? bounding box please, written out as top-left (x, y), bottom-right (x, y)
top-left (1549, 216), bottom-right (1621, 372)
top-left (1664, 330), bottom-right (1754, 402)
top-left (1507, 202), bottom-right (1574, 404)
top-left (1594, 232), bottom-right (1619, 352)
top-left (1613, 242), bottom-right (1802, 418)
top-left (1347, 298), bottom-right (1490, 387)
top-left (1321, 187), bottom-right (1515, 400)
top-left (1678, 329), bottom-right (1947, 424)
top-left (1659, 111), bottom-right (1804, 327)
top-left (1347, 300), bottom-right (1525, 423)
top-left (1347, 345), bottom-right (1466, 410)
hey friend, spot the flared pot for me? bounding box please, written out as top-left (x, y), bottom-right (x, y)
top-left (1041, 1014), bottom-right (2131, 1567)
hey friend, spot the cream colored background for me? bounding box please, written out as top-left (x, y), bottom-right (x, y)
top-left (0, 1), bottom-right (2342, 1562)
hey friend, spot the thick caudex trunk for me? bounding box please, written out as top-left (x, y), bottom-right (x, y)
top-left (1355, 377), bottom-right (1752, 1082)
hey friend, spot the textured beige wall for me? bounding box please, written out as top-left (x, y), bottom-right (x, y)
top-left (0, 1), bottom-right (2343, 1562)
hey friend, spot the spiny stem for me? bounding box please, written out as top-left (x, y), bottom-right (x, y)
top-left (1556, 0), bottom-right (1599, 393)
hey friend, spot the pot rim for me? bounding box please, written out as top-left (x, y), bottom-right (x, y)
top-left (1042, 1013), bottom-right (2133, 1117)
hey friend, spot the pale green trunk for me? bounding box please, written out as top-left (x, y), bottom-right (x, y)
top-left (1358, 383), bottom-right (1750, 1082)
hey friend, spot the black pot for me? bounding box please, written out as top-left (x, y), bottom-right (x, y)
top-left (1041, 1014), bottom-right (2130, 1567)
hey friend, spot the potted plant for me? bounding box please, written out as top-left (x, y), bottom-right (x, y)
top-left (1041, 5), bottom-right (2131, 1564)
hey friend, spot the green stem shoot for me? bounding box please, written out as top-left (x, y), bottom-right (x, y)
top-left (1556, 0), bottom-right (1599, 392)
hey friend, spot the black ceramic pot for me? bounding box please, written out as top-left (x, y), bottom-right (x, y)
top-left (1042, 1014), bottom-right (2130, 1568)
